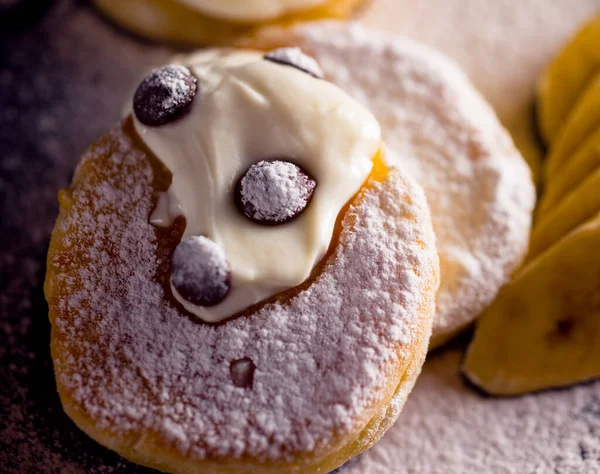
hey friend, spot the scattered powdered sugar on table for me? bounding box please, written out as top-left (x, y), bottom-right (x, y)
top-left (48, 121), bottom-right (438, 460)
top-left (345, 348), bottom-right (600, 474)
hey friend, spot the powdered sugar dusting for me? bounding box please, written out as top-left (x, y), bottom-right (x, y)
top-left (155, 66), bottom-right (190, 107)
top-left (154, 66), bottom-right (193, 110)
top-left (46, 122), bottom-right (438, 461)
top-left (293, 23), bottom-right (535, 347)
top-left (238, 160), bottom-right (316, 224)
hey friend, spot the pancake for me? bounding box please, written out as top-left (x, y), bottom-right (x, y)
top-left (247, 22), bottom-right (535, 348)
top-left (45, 48), bottom-right (440, 473)
top-left (92, 0), bottom-right (366, 46)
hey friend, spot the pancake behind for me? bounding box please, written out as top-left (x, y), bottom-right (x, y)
top-left (248, 23), bottom-right (535, 348)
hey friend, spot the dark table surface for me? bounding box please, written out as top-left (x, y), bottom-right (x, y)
top-left (0, 1), bottom-right (171, 472)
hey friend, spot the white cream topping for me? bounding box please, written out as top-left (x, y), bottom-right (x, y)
top-left (133, 49), bottom-right (380, 322)
top-left (174, 0), bottom-right (328, 22)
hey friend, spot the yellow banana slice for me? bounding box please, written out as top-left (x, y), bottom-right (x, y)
top-left (529, 166), bottom-right (600, 261)
top-left (545, 70), bottom-right (600, 178)
top-left (463, 210), bottom-right (600, 395)
top-left (537, 124), bottom-right (600, 218)
top-left (536, 15), bottom-right (600, 145)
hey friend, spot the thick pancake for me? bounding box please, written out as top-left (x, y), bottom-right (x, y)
top-left (248, 22), bottom-right (535, 348)
top-left (45, 118), bottom-right (439, 473)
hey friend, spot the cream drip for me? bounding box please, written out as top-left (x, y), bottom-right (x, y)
top-left (174, 0), bottom-right (328, 22)
top-left (133, 49), bottom-right (380, 322)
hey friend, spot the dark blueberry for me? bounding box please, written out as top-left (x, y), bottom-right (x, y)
top-left (264, 48), bottom-right (324, 79)
top-left (171, 236), bottom-right (230, 307)
top-left (133, 65), bottom-right (197, 126)
top-left (236, 160), bottom-right (317, 225)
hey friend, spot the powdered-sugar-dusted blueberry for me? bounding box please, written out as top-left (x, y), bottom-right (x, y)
top-left (264, 48), bottom-right (324, 79)
top-left (133, 65), bottom-right (197, 126)
top-left (236, 160), bottom-right (317, 225)
top-left (171, 236), bottom-right (230, 307)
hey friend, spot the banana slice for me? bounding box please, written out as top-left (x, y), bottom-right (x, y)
top-left (536, 15), bottom-right (600, 145)
top-left (545, 70), bottom-right (600, 178)
top-left (537, 124), bottom-right (600, 218)
top-left (528, 166), bottom-right (600, 261)
top-left (463, 211), bottom-right (600, 395)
